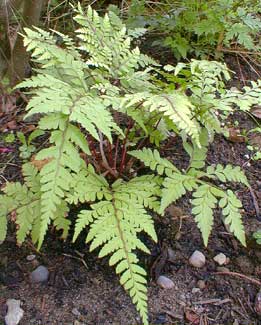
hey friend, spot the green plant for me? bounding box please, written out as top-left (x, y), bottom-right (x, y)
top-left (126, 0), bottom-right (261, 60)
top-left (0, 5), bottom-right (260, 324)
top-left (17, 130), bottom-right (44, 159)
top-left (253, 230), bottom-right (261, 244)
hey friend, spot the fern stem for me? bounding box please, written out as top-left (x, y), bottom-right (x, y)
top-left (98, 130), bottom-right (118, 178)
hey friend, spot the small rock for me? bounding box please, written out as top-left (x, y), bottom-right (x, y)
top-left (30, 265), bottom-right (49, 283)
top-left (197, 280), bottom-right (206, 289)
top-left (217, 266), bottom-right (230, 273)
top-left (213, 253), bottom-right (227, 266)
top-left (192, 287), bottom-right (200, 294)
top-left (26, 254), bottom-right (36, 262)
top-left (167, 248), bottom-right (175, 263)
top-left (189, 250), bottom-right (206, 268)
top-left (5, 299), bottom-right (24, 325)
top-left (72, 308), bottom-right (81, 317)
top-left (157, 275), bottom-right (175, 289)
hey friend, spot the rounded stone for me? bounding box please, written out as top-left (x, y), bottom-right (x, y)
top-left (157, 275), bottom-right (175, 289)
top-left (197, 280), bottom-right (206, 289)
top-left (213, 253), bottom-right (227, 266)
top-left (30, 265), bottom-right (49, 283)
top-left (189, 250), bottom-right (206, 268)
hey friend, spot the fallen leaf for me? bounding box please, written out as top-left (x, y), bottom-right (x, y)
top-left (166, 205), bottom-right (184, 218)
top-left (31, 155), bottom-right (52, 170)
top-left (0, 147), bottom-right (14, 153)
top-left (185, 309), bottom-right (200, 324)
top-left (6, 120), bottom-right (17, 130)
top-left (251, 106), bottom-right (261, 119)
top-left (249, 133), bottom-right (261, 150)
top-left (227, 128), bottom-right (245, 143)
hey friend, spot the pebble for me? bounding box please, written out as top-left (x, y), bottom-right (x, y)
top-left (192, 287), bottom-right (200, 294)
top-left (197, 280), bottom-right (206, 289)
top-left (5, 299), bottom-right (24, 325)
top-left (30, 265), bottom-right (49, 283)
top-left (72, 308), bottom-right (81, 317)
top-left (167, 248), bottom-right (176, 263)
top-left (189, 250), bottom-right (206, 268)
top-left (26, 254), bottom-right (36, 262)
top-left (157, 275), bottom-right (175, 289)
top-left (213, 253), bottom-right (227, 266)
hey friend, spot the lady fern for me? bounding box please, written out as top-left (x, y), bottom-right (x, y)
top-left (0, 4), bottom-right (259, 324)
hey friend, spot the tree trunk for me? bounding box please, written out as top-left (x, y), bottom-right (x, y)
top-left (0, 0), bottom-right (45, 85)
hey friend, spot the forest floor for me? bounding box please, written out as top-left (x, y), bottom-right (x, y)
top-left (0, 54), bottom-right (260, 325)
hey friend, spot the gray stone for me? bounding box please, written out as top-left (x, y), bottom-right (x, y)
top-left (72, 308), bottom-right (81, 317)
top-left (5, 299), bottom-right (24, 325)
top-left (197, 280), bottom-right (206, 289)
top-left (189, 250), bottom-right (206, 268)
top-left (30, 265), bottom-right (49, 283)
top-left (213, 253), bottom-right (227, 266)
top-left (192, 287), bottom-right (200, 294)
top-left (157, 275), bottom-right (175, 289)
top-left (26, 254), bottom-right (36, 262)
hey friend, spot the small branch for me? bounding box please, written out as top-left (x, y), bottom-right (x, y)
top-left (214, 271), bottom-right (261, 287)
top-left (98, 130), bottom-right (118, 178)
top-left (218, 47), bottom-right (261, 56)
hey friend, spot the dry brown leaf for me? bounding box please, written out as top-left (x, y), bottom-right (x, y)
top-left (227, 128), bottom-right (245, 143)
top-left (31, 155), bottom-right (52, 171)
top-left (251, 105), bottom-right (261, 119)
top-left (185, 309), bottom-right (200, 324)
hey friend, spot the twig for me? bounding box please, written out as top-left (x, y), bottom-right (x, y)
top-left (193, 298), bottom-right (231, 305)
top-left (248, 186), bottom-right (260, 221)
top-left (214, 271), bottom-right (261, 286)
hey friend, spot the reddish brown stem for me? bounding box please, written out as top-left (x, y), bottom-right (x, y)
top-left (113, 137), bottom-right (119, 170)
top-left (119, 121), bottom-right (133, 174)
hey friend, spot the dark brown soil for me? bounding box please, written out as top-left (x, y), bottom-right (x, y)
top-left (0, 55), bottom-right (260, 325)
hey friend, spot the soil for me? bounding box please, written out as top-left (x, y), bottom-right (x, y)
top-left (0, 52), bottom-right (261, 325)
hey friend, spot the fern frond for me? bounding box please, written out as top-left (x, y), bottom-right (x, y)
top-left (207, 164), bottom-right (249, 186)
top-left (73, 177), bottom-right (158, 325)
top-left (123, 92), bottom-right (200, 144)
top-left (219, 190), bottom-right (246, 246)
top-left (0, 215), bottom-right (7, 242)
top-left (160, 173), bottom-right (197, 213)
top-left (66, 165), bottom-right (112, 204)
top-left (1, 164), bottom-right (42, 244)
top-left (183, 129), bottom-right (209, 170)
top-left (191, 184), bottom-right (218, 246)
top-left (129, 148), bottom-right (179, 175)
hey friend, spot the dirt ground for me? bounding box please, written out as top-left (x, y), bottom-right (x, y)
top-left (0, 54), bottom-right (261, 325)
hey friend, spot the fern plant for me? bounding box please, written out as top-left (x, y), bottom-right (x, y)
top-left (126, 0), bottom-right (261, 60)
top-left (129, 131), bottom-right (249, 247)
top-left (0, 5), bottom-right (259, 324)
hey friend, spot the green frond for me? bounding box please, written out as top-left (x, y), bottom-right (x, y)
top-left (207, 164), bottom-right (249, 186)
top-left (160, 173), bottom-right (197, 213)
top-left (67, 165), bottom-right (111, 204)
top-left (35, 123), bottom-right (79, 248)
top-left (183, 129), bottom-right (209, 170)
top-left (1, 164), bottom-right (42, 244)
top-left (0, 215), bottom-right (7, 242)
top-left (192, 184), bottom-right (217, 246)
top-left (219, 190), bottom-right (246, 246)
top-left (124, 92), bottom-right (200, 144)
top-left (129, 148), bottom-right (179, 175)
top-left (73, 177), bottom-right (159, 325)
